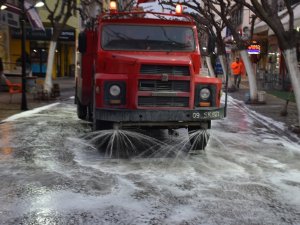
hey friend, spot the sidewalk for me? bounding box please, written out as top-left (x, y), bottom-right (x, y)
top-left (0, 77), bottom-right (299, 135)
top-left (229, 78), bottom-right (299, 133)
top-left (0, 77), bottom-right (75, 121)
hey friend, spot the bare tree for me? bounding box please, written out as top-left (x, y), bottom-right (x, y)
top-left (236, 0), bottom-right (300, 126)
top-left (42, 0), bottom-right (77, 93)
top-left (204, 0), bottom-right (259, 101)
top-left (191, 4), bottom-right (233, 88)
top-left (159, 0), bottom-right (218, 77)
top-left (159, 0), bottom-right (258, 98)
top-left (191, 8), bottom-right (232, 87)
top-left (78, 0), bottom-right (102, 30)
top-left (120, 0), bottom-right (136, 11)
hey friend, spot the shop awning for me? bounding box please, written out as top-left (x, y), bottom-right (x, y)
top-left (254, 3), bottom-right (300, 34)
top-left (24, 0), bottom-right (44, 30)
top-left (1, 0), bottom-right (44, 30)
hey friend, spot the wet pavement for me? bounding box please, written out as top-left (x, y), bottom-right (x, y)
top-left (0, 77), bottom-right (300, 224)
top-left (229, 82), bottom-right (299, 134)
top-left (0, 77), bottom-right (75, 121)
top-left (0, 94), bottom-right (300, 224)
top-left (0, 77), bottom-right (299, 135)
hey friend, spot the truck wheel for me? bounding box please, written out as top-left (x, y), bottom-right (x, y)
top-left (77, 100), bottom-right (87, 120)
top-left (87, 104), bottom-right (93, 122)
top-left (188, 128), bottom-right (210, 150)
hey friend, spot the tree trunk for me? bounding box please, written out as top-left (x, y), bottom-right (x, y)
top-left (205, 56), bottom-right (216, 77)
top-left (283, 48), bottom-right (300, 126)
top-left (219, 54), bottom-right (233, 87)
top-left (240, 50), bottom-right (258, 101)
top-left (44, 41), bottom-right (57, 93)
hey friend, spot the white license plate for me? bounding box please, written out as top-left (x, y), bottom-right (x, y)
top-left (192, 111), bottom-right (221, 119)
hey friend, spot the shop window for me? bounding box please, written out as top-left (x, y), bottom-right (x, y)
top-left (31, 48), bottom-right (48, 77)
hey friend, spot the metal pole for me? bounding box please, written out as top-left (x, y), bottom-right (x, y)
top-left (224, 54), bottom-right (229, 118)
top-left (21, 0), bottom-right (28, 110)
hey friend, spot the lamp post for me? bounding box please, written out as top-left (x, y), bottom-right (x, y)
top-left (20, 0), bottom-right (28, 110)
top-left (1, 0), bottom-right (44, 110)
top-left (19, 0), bottom-right (44, 110)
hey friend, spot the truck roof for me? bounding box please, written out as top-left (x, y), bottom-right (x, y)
top-left (99, 11), bottom-right (196, 26)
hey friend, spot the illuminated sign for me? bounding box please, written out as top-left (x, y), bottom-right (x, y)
top-left (248, 44), bottom-right (260, 54)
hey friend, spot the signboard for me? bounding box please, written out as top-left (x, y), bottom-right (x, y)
top-left (59, 30), bottom-right (75, 41)
top-left (11, 28), bottom-right (51, 40)
top-left (11, 28), bottom-right (75, 41)
top-left (248, 44), bottom-right (260, 55)
top-left (225, 27), bottom-right (232, 37)
top-left (25, 0), bottom-right (44, 30)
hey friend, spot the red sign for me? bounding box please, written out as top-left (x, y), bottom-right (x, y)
top-left (248, 44), bottom-right (260, 55)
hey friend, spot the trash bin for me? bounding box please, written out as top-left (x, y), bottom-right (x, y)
top-left (244, 92), bottom-right (250, 103)
top-left (258, 91), bottom-right (266, 102)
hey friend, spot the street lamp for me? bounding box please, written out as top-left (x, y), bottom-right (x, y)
top-left (20, 0), bottom-right (28, 110)
top-left (1, 0), bottom-right (44, 110)
top-left (0, 5), bottom-right (7, 10)
top-left (34, 1), bottom-right (44, 8)
top-left (20, 0), bottom-right (44, 110)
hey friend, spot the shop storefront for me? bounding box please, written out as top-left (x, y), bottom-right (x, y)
top-left (253, 33), bottom-right (292, 90)
top-left (0, 7), bottom-right (19, 71)
top-left (254, 3), bottom-right (300, 91)
top-left (0, 26), bottom-right (9, 65)
top-left (10, 27), bottom-right (76, 78)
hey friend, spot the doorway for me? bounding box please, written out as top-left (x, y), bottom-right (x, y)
top-left (30, 47), bottom-right (48, 77)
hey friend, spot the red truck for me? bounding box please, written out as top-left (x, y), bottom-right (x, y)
top-left (75, 4), bottom-right (226, 150)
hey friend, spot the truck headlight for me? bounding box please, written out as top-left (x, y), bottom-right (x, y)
top-left (200, 88), bottom-right (210, 100)
top-left (109, 85), bottom-right (121, 96)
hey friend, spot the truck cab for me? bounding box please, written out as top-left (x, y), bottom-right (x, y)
top-left (76, 6), bottom-right (225, 150)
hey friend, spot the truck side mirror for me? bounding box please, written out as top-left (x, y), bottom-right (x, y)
top-left (78, 32), bottom-right (86, 53)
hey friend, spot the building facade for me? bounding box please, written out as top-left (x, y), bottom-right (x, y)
top-left (254, 0), bottom-right (300, 90)
top-left (225, 0), bottom-right (300, 90)
top-left (0, 0), bottom-right (78, 79)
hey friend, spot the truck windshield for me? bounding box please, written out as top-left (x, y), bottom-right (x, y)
top-left (101, 24), bottom-right (195, 52)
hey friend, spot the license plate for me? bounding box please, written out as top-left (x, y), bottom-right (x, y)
top-left (192, 110), bottom-right (221, 120)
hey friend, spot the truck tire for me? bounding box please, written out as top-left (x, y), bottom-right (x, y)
top-left (188, 128), bottom-right (210, 150)
top-left (87, 103), bottom-right (93, 122)
top-left (77, 100), bottom-right (87, 120)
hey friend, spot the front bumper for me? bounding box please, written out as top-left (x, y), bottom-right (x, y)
top-left (94, 107), bottom-right (225, 127)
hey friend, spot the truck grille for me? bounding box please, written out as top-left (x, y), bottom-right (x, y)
top-left (139, 80), bottom-right (190, 92)
top-left (138, 97), bottom-right (189, 107)
top-left (140, 65), bottom-right (190, 76)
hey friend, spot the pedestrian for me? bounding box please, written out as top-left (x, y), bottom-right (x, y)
top-left (240, 59), bottom-right (246, 76)
top-left (231, 57), bottom-right (242, 89)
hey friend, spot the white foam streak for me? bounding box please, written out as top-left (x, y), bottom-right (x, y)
top-left (2, 103), bottom-right (60, 122)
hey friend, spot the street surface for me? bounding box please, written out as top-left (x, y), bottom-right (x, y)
top-left (0, 97), bottom-right (300, 225)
